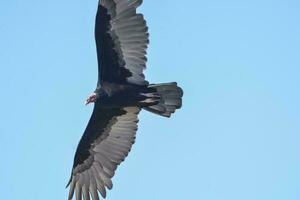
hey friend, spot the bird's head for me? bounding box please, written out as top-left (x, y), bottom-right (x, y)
top-left (85, 92), bottom-right (98, 105)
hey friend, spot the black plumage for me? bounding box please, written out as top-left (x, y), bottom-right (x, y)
top-left (67, 1), bottom-right (183, 199)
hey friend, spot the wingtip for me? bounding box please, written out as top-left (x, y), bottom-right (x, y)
top-left (66, 177), bottom-right (72, 188)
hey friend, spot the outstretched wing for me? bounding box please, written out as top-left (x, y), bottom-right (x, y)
top-left (67, 105), bottom-right (140, 200)
top-left (95, 0), bottom-right (149, 86)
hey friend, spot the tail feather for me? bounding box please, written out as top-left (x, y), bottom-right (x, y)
top-left (144, 82), bottom-right (183, 117)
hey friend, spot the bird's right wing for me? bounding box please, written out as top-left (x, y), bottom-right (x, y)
top-left (67, 105), bottom-right (140, 200)
top-left (95, 0), bottom-right (149, 86)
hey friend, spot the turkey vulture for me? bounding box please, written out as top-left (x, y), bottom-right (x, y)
top-left (67, 0), bottom-right (183, 199)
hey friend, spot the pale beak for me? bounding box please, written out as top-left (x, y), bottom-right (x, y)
top-left (85, 98), bottom-right (93, 105)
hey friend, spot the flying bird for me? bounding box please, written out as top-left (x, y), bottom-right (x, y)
top-left (67, 0), bottom-right (183, 199)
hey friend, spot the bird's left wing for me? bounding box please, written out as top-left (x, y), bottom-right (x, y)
top-left (67, 105), bottom-right (140, 200)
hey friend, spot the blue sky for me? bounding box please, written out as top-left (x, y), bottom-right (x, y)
top-left (0, 0), bottom-right (299, 199)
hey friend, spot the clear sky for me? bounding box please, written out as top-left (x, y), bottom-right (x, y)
top-left (0, 0), bottom-right (299, 200)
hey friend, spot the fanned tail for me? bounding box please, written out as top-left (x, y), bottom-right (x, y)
top-left (143, 82), bottom-right (183, 117)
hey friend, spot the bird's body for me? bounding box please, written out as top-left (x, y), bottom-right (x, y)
top-left (67, 0), bottom-right (183, 199)
top-left (93, 82), bottom-right (159, 108)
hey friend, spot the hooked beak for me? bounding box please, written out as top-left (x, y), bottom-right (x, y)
top-left (85, 100), bottom-right (90, 106)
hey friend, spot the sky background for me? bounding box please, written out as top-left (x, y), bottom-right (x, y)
top-left (0, 0), bottom-right (299, 200)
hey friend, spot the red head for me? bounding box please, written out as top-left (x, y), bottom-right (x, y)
top-left (85, 93), bottom-right (97, 105)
